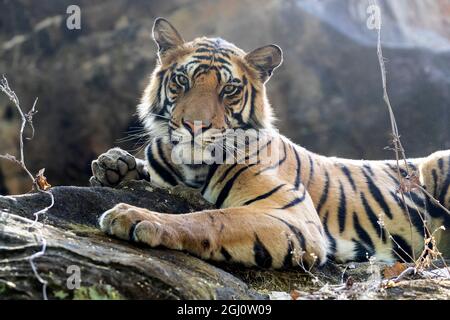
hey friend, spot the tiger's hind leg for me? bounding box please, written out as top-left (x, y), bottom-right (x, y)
top-left (419, 150), bottom-right (450, 257)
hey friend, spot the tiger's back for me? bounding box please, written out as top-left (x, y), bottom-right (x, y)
top-left (305, 149), bottom-right (450, 262)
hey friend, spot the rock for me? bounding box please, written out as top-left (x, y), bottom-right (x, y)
top-left (0, 180), bottom-right (213, 228)
top-left (0, 181), bottom-right (260, 300)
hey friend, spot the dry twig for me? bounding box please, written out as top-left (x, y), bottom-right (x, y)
top-left (373, 0), bottom-right (448, 274)
top-left (0, 74), bottom-right (54, 299)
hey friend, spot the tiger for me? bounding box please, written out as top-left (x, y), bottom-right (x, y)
top-left (90, 17), bottom-right (450, 269)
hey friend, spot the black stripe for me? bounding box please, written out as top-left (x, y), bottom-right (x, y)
top-left (340, 165), bottom-right (356, 191)
top-left (156, 139), bottom-right (183, 181)
top-left (389, 191), bottom-right (426, 237)
top-left (316, 171), bottom-right (330, 214)
top-left (184, 60), bottom-right (200, 70)
top-left (215, 56), bottom-right (231, 65)
top-left (192, 64), bottom-right (212, 78)
top-left (218, 50), bottom-right (231, 59)
top-left (307, 154), bottom-right (314, 188)
top-left (253, 235), bottom-right (272, 268)
top-left (255, 140), bottom-right (287, 175)
top-left (147, 144), bottom-right (177, 186)
top-left (432, 169), bottom-right (438, 198)
top-left (279, 191), bottom-right (306, 210)
top-left (244, 184), bottom-right (285, 206)
top-left (201, 163), bottom-right (220, 195)
top-left (161, 70), bottom-right (172, 113)
top-left (218, 65), bottom-right (233, 77)
top-left (267, 215), bottom-right (306, 251)
top-left (352, 212), bottom-right (375, 255)
top-left (438, 161), bottom-right (450, 204)
top-left (217, 163), bottom-right (238, 184)
top-left (282, 238), bottom-right (294, 269)
top-left (360, 192), bottom-right (387, 243)
top-left (215, 164), bottom-right (256, 208)
top-left (168, 86), bottom-right (178, 94)
top-left (247, 85), bottom-right (257, 125)
top-left (155, 69), bottom-right (166, 106)
top-left (215, 68), bottom-right (222, 83)
top-left (387, 163), bottom-right (408, 178)
top-left (221, 247), bottom-right (232, 261)
top-left (128, 220), bottom-right (142, 242)
top-left (407, 161), bottom-right (417, 171)
top-left (195, 47), bottom-right (213, 53)
top-left (323, 211), bottom-right (336, 258)
top-left (425, 194), bottom-right (450, 227)
top-left (363, 164), bottom-right (375, 176)
top-left (227, 98), bottom-right (241, 106)
top-left (237, 88), bottom-right (249, 115)
top-left (338, 182), bottom-right (347, 233)
top-left (391, 234), bottom-right (413, 262)
top-left (438, 158), bottom-right (444, 174)
top-left (383, 168), bottom-right (400, 185)
top-left (192, 55), bottom-right (230, 67)
top-left (362, 170), bottom-right (393, 219)
top-left (293, 147), bottom-right (301, 190)
top-left (351, 239), bottom-right (371, 262)
top-left (246, 138), bottom-right (271, 162)
top-left (192, 55), bottom-right (213, 61)
top-left (407, 190), bottom-right (425, 209)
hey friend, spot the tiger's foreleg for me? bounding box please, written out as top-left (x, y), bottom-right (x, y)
top-left (98, 202), bottom-right (328, 269)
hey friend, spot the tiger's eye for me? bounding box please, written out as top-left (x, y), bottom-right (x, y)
top-left (223, 85), bottom-right (239, 95)
top-left (176, 75), bottom-right (188, 86)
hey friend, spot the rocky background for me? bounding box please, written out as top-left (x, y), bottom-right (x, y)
top-left (1, 0), bottom-right (450, 195)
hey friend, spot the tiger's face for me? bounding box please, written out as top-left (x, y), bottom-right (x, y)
top-left (139, 18), bottom-right (282, 166)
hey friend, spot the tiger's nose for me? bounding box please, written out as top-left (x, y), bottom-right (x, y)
top-left (182, 118), bottom-right (212, 136)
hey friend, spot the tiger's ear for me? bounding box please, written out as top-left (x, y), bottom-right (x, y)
top-left (152, 17), bottom-right (184, 56)
top-left (245, 44), bottom-right (283, 82)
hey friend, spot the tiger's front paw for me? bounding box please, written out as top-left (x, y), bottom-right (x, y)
top-left (99, 203), bottom-right (180, 249)
top-left (90, 148), bottom-right (149, 187)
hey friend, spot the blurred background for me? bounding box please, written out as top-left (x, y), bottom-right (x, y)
top-left (0, 0), bottom-right (449, 195)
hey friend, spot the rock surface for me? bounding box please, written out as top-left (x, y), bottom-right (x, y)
top-left (1, 0), bottom-right (450, 194)
top-left (1, 181), bottom-right (449, 300)
top-left (0, 181), bottom-right (260, 300)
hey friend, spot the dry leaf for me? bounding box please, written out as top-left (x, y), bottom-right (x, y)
top-left (383, 261), bottom-right (407, 279)
top-left (345, 276), bottom-right (354, 289)
top-left (290, 290), bottom-right (301, 300)
top-left (398, 171), bottom-right (420, 193)
top-left (384, 280), bottom-right (397, 288)
top-left (36, 168), bottom-right (51, 191)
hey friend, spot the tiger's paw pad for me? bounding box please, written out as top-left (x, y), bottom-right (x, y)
top-left (90, 148), bottom-right (148, 187)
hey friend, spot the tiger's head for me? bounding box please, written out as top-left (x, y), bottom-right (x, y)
top-left (138, 18), bottom-right (282, 166)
